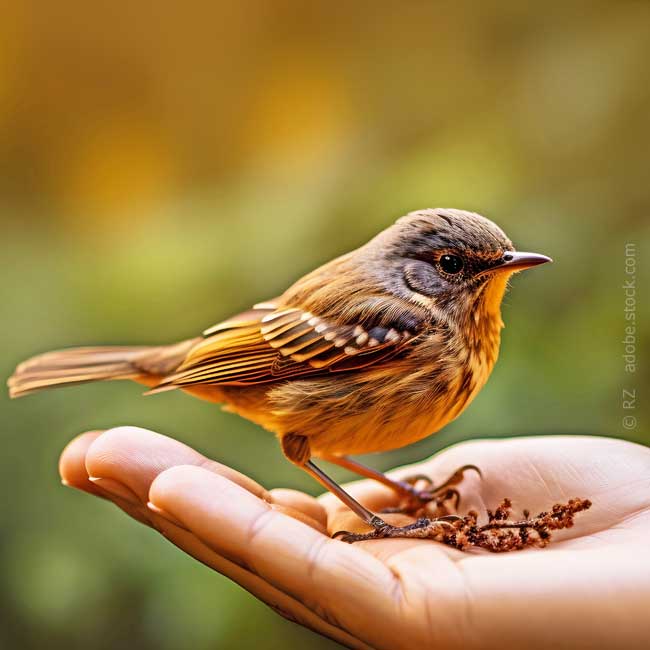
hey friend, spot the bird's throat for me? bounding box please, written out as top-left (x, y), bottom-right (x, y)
top-left (464, 273), bottom-right (509, 384)
top-left (474, 273), bottom-right (509, 331)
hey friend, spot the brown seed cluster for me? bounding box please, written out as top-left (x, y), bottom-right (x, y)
top-left (442, 497), bottom-right (593, 552)
top-left (338, 495), bottom-right (593, 546)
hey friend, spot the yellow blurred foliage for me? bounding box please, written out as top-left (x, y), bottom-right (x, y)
top-left (56, 117), bottom-right (176, 228)
top-left (239, 53), bottom-right (352, 170)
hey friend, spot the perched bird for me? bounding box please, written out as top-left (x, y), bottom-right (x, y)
top-left (8, 208), bottom-right (551, 541)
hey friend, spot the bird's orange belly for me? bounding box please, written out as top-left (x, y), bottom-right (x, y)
top-left (309, 386), bottom-right (471, 456)
top-left (206, 352), bottom-right (489, 457)
top-left (268, 363), bottom-right (477, 456)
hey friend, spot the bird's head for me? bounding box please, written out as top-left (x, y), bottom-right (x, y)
top-left (372, 208), bottom-right (551, 327)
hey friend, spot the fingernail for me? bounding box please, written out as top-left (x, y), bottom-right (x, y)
top-left (88, 477), bottom-right (141, 506)
top-left (147, 501), bottom-right (189, 530)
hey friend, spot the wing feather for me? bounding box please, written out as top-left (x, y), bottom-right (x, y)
top-left (151, 302), bottom-right (419, 391)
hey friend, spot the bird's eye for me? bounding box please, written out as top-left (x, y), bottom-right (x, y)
top-left (438, 254), bottom-right (464, 274)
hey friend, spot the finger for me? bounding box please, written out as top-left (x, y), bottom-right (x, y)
top-left (58, 430), bottom-right (158, 527)
top-left (147, 515), bottom-right (372, 650)
top-left (83, 426), bottom-right (328, 526)
top-left (59, 429), bottom-right (324, 539)
top-left (84, 426), bottom-right (268, 505)
top-left (149, 464), bottom-right (402, 647)
top-left (59, 430), bottom-right (105, 497)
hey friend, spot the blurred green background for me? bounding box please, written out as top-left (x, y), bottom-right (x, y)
top-left (1, 2), bottom-right (649, 648)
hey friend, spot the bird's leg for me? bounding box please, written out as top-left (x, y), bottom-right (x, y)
top-left (282, 434), bottom-right (386, 529)
top-left (282, 434), bottom-right (459, 538)
top-left (305, 461), bottom-right (462, 543)
top-left (303, 460), bottom-right (386, 529)
top-left (321, 454), bottom-right (481, 516)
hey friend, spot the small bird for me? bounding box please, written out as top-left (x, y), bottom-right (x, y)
top-left (9, 208), bottom-right (551, 541)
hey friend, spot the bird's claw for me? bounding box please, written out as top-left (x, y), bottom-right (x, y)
top-left (401, 463), bottom-right (482, 489)
top-left (333, 515), bottom-right (463, 543)
top-left (401, 473), bottom-right (435, 487)
top-left (387, 464), bottom-right (483, 515)
top-left (379, 487), bottom-right (461, 514)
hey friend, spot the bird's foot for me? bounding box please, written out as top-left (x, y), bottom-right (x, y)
top-left (381, 464), bottom-right (482, 516)
top-left (333, 515), bottom-right (463, 543)
top-left (334, 497), bottom-right (593, 550)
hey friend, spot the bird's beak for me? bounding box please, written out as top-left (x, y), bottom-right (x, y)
top-left (484, 251), bottom-right (553, 275)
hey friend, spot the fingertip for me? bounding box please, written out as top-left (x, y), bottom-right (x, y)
top-left (150, 467), bottom-right (329, 534)
top-left (84, 426), bottom-right (201, 501)
top-left (83, 425), bottom-right (149, 476)
top-left (148, 464), bottom-right (273, 542)
top-left (84, 426), bottom-right (161, 473)
top-left (83, 425), bottom-right (271, 508)
top-left (59, 430), bottom-right (104, 490)
top-left (149, 464), bottom-right (249, 508)
top-left (148, 463), bottom-right (197, 499)
top-left (146, 500), bottom-right (189, 529)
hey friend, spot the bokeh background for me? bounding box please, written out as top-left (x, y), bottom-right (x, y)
top-left (2, 2), bottom-right (649, 648)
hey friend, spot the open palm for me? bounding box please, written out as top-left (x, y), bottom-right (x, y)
top-left (60, 427), bottom-right (650, 650)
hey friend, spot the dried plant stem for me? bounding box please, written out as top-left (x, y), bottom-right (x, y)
top-left (445, 497), bottom-right (593, 552)
top-left (337, 497), bottom-right (593, 550)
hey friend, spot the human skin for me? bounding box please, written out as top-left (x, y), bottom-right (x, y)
top-left (59, 428), bottom-right (650, 649)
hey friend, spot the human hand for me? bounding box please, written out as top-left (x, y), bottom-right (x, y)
top-left (60, 428), bottom-right (650, 649)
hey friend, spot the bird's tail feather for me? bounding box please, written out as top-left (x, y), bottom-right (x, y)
top-left (8, 346), bottom-right (156, 398)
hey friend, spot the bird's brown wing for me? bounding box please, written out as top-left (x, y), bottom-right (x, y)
top-left (150, 301), bottom-right (417, 390)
